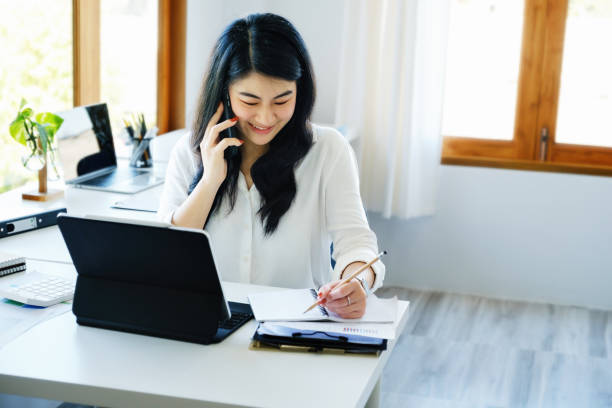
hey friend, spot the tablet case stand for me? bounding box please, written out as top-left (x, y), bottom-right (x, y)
top-left (58, 214), bottom-right (231, 345)
top-left (73, 276), bottom-right (225, 344)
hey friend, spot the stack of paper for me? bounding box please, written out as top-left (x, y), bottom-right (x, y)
top-left (247, 289), bottom-right (402, 340)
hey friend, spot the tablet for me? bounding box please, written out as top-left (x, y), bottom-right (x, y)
top-left (57, 214), bottom-right (251, 344)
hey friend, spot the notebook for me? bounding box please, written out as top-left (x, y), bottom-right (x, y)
top-left (55, 103), bottom-right (163, 194)
top-left (0, 252), bottom-right (26, 277)
top-left (247, 289), bottom-right (397, 323)
top-left (111, 188), bottom-right (161, 212)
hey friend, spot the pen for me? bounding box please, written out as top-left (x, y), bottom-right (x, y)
top-left (140, 114), bottom-right (147, 138)
top-left (123, 119), bottom-right (134, 140)
top-left (302, 250), bottom-right (387, 314)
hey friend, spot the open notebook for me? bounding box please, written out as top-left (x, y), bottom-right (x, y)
top-left (247, 289), bottom-right (397, 323)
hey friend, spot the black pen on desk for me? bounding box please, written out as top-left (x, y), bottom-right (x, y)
top-left (123, 119), bottom-right (134, 140)
top-left (140, 114), bottom-right (147, 137)
top-left (303, 250), bottom-right (387, 314)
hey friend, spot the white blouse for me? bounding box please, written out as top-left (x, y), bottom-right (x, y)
top-left (157, 124), bottom-right (385, 291)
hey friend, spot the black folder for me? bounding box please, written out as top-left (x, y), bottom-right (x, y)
top-left (251, 323), bottom-right (387, 355)
top-left (57, 214), bottom-right (251, 344)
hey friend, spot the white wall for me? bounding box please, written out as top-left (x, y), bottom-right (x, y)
top-left (186, 1), bottom-right (612, 310)
top-left (370, 166), bottom-right (612, 310)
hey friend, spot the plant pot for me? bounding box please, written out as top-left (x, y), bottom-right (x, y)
top-left (22, 160), bottom-right (63, 202)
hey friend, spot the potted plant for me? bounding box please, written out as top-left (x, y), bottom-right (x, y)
top-left (9, 99), bottom-right (64, 201)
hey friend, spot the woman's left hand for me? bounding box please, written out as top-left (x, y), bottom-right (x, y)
top-left (317, 279), bottom-right (367, 319)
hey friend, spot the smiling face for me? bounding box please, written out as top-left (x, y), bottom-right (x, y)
top-left (228, 72), bottom-right (297, 148)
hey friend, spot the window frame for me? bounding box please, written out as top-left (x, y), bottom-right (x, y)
top-left (73, 0), bottom-right (100, 107)
top-left (157, 0), bottom-right (186, 134)
top-left (441, 0), bottom-right (612, 177)
top-left (72, 0), bottom-right (185, 133)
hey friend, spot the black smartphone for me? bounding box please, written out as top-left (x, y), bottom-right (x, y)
top-left (220, 90), bottom-right (239, 159)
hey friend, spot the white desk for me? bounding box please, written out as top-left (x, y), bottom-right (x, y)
top-left (0, 131), bottom-right (409, 408)
top-left (0, 279), bottom-right (409, 408)
top-left (0, 186), bottom-right (163, 263)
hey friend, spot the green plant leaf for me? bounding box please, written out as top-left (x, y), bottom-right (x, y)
top-left (9, 117), bottom-right (28, 146)
top-left (19, 98), bottom-right (27, 110)
top-left (35, 112), bottom-right (64, 139)
top-left (38, 123), bottom-right (55, 144)
top-left (21, 107), bottom-right (33, 118)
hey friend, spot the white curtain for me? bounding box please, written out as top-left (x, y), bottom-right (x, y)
top-left (335, 0), bottom-right (450, 219)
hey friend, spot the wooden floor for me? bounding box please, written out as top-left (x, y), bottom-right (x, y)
top-left (2, 287), bottom-right (611, 408)
top-left (377, 287), bottom-right (612, 408)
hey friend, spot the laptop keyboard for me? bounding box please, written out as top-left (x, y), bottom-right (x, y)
top-left (81, 168), bottom-right (149, 187)
top-left (218, 311), bottom-right (253, 330)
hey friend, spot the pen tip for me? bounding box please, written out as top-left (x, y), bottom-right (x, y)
top-left (382, 250), bottom-right (388, 255)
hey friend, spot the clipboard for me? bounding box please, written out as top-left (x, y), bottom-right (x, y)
top-left (250, 323), bottom-right (387, 355)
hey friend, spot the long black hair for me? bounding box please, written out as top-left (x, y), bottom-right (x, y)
top-left (189, 13), bottom-right (315, 235)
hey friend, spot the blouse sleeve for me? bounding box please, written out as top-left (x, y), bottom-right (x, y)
top-left (324, 133), bottom-right (385, 292)
top-left (157, 134), bottom-right (196, 224)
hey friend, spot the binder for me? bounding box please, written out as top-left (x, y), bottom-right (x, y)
top-left (0, 207), bottom-right (66, 239)
top-left (250, 323), bottom-right (387, 355)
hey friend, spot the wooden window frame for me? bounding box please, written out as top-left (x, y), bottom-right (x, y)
top-left (157, 0), bottom-right (186, 133)
top-left (72, 0), bottom-right (185, 133)
top-left (73, 0), bottom-right (100, 107)
top-left (441, 0), bottom-right (612, 177)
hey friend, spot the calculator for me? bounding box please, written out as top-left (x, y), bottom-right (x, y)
top-left (0, 270), bottom-right (75, 307)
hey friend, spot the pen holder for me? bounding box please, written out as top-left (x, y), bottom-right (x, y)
top-left (130, 138), bottom-right (152, 168)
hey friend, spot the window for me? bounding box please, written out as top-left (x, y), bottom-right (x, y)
top-left (441, 0), bottom-right (612, 176)
top-left (0, 0), bottom-right (73, 193)
top-left (0, 0), bottom-right (184, 193)
top-left (101, 0), bottom-right (158, 157)
top-left (442, 1), bottom-right (524, 141)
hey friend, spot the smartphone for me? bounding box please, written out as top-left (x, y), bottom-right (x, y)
top-left (220, 91), bottom-right (239, 159)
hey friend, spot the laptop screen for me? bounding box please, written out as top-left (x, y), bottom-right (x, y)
top-left (56, 103), bottom-right (117, 181)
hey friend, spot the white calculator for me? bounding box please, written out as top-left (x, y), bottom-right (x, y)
top-left (0, 270), bottom-right (75, 307)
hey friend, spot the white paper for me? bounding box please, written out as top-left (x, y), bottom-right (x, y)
top-left (0, 300), bottom-right (72, 349)
top-left (248, 289), bottom-right (324, 321)
top-left (112, 188), bottom-right (162, 213)
top-left (248, 289), bottom-right (397, 323)
top-left (258, 323), bottom-right (386, 344)
top-left (0, 260), bottom-right (76, 349)
top-left (264, 298), bottom-right (405, 340)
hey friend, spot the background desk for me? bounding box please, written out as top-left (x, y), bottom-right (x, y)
top-left (0, 130), bottom-right (409, 408)
top-left (0, 129), bottom-right (181, 262)
top-left (0, 185), bottom-right (164, 263)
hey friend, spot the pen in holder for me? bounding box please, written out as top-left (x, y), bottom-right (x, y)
top-left (124, 114), bottom-right (157, 168)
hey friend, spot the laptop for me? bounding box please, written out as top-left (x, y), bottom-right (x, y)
top-left (57, 214), bottom-right (253, 344)
top-left (55, 103), bottom-right (163, 194)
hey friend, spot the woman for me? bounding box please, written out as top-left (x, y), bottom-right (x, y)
top-left (158, 13), bottom-right (384, 319)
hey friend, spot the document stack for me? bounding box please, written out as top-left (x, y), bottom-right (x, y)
top-left (247, 289), bottom-right (402, 354)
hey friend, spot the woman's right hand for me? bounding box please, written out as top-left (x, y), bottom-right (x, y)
top-left (199, 102), bottom-right (242, 187)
